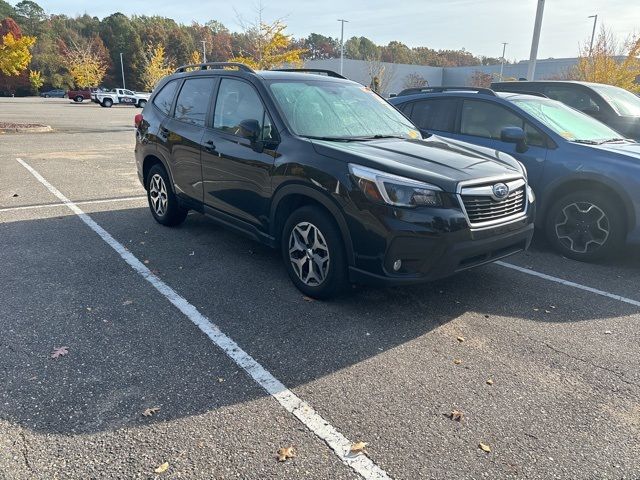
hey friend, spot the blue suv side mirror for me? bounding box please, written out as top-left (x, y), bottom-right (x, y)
top-left (500, 126), bottom-right (528, 153)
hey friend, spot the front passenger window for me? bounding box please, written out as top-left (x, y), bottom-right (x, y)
top-left (214, 78), bottom-right (272, 140)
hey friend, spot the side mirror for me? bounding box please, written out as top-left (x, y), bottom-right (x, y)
top-left (500, 126), bottom-right (528, 153)
top-left (239, 119), bottom-right (261, 142)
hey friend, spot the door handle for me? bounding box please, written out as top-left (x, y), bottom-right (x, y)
top-left (159, 127), bottom-right (169, 138)
top-left (204, 140), bottom-right (216, 152)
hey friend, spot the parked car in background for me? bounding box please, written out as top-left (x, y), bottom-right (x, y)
top-left (68, 88), bottom-right (92, 102)
top-left (390, 88), bottom-right (640, 262)
top-left (135, 63), bottom-right (535, 298)
top-left (40, 89), bottom-right (66, 98)
top-left (97, 88), bottom-right (150, 108)
top-left (491, 81), bottom-right (640, 141)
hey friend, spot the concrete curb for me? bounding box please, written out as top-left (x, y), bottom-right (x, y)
top-left (0, 125), bottom-right (53, 134)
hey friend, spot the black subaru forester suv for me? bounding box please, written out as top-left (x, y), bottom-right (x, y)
top-left (135, 63), bottom-right (535, 298)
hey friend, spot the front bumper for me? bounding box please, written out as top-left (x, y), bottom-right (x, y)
top-left (346, 199), bottom-right (535, 286)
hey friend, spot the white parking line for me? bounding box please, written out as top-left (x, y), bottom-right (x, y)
top-left (0, 196), bottom-right (147, 213)
top-left (496, 261), bottom-right (640, 307)
top-left (15, 157), bottom-right (392, 480)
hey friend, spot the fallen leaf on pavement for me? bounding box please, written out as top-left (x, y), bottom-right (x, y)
top-left (277, 446), bottom-right (296, 462)
top-left (453, 359), bottom-right (462, 365)
top-left (479, 443), bottom-right (491, 453)
top-left (50, 346), bottom-right (69, 359)
top-left (448, 409), bottom-right (464, 422)
top-left (302, 296), bottom-right (314, 302)
top-left (486, 379), bottom-right (494, 386)
top-left (143, 260), bottom-right (150, 264)
top-left (604, 330), bottom-right (612, 335)
top-left (189, 251), bottom-right (195, 256)
top-left (142, 407), bottom-right (160, 417)
top-left (12, 193), bottom-right (19, 197)
top-left (456, 336), bottom-right (465, 343)
top-left (350, 441), bottom-right (368, 455)
top-left (154, 462), bottom-right (169, 473)
top-left (122, 300), bottom-right (133, 306)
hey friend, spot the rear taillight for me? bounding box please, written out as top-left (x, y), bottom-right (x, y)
top-left (134, 113), bottom-right (143, 128)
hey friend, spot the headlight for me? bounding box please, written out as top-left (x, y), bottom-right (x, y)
top-left (349, 164), bottom-right (443, 208)
top-left (518, 161), bottom-right (528, 180)
top-left (527, 185), bottom-right (535, 203)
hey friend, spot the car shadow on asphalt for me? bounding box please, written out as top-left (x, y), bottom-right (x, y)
top-left (1, 207), bottom-right (638, 436)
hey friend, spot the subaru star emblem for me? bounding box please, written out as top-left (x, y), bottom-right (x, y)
top-left (492, 183), bottom-right (510, 200)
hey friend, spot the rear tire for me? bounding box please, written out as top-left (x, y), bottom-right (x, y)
top-left (281, 205), bottom-right (348, 299)
top-left (545, 190), bottom-right (625, 262)
top-left (74, 96), bottom-right (83, 103)
top-left (138, 99), bottom-right (147, 108)
top-left (146, 164), bottom-right (188, 227)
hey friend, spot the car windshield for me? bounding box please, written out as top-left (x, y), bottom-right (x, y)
top-left (269, 80), bottom-right (420, 139)
top-left (511, 97), bottom-right (623, 143)
top-left (589, 83), bottom-right (640, 117)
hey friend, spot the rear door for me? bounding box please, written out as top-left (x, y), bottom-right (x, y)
top-left (157, 77), bottom-right (217, 203)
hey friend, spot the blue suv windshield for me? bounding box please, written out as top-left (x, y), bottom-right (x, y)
top-left (269, 80), bottom-right (419, 140)
top-left (512, 97), bottom-right (623, 143)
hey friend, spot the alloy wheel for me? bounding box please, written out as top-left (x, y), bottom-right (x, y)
top-left (555, 202), bottom-right (610, 254)
top-left (149, 173), bottom-right (168, 217)
top-left (288, 222), bottom-right (330, 286)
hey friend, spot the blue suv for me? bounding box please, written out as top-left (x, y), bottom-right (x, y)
top-left (390, 88), bottom-right (640, 261)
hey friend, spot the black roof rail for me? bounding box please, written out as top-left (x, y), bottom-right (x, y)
top-left (174, 62), bottom-right (255, 74)
top-left (270, 68), bottom-right (347, 79)
top-left (397, 86), bottom-right (497, 97)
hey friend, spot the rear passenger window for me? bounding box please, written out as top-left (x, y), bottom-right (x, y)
top-left (153, 81), bottom-right (178, 116)
top-left (410, 99), bottom-right (457, 132)
top-left (174, 78), bottom-right (215, 127)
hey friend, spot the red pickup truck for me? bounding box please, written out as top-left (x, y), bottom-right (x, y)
top-left (67, 88), bottom-right (93, 103)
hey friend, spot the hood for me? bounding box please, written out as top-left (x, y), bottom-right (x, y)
top-left (311, 135), bottom-right (523, 192)
top-left (590, 141), bottom-right (640, 161)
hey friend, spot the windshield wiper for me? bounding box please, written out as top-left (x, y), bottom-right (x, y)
top-left (571, 139), bottom-right (601, 145)
top-left (303, 135), bottom-right (359, 142)
top-left (600, 138), bottom-right (628, 144)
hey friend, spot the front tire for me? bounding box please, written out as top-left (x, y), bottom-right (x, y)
top-left (545, 191), bottom-right (625, 262)
top-left (146, 164), bottom-right (188, 226)
top-left (74, 96), bottom-right (84, 103)
top-left (281, 205), bottom-right (348, 299)
top-left (102, 98), bottom-right (113, 108)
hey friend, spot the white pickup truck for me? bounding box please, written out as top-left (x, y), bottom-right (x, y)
top-left (96, 88), bottom-right (150, 108)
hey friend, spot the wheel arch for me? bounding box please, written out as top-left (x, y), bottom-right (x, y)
top-left (142, 154), bottom-right (174, 191)
top-left (270, 184), bottom-right (355, 265)
top-left (540, 176), bottom-right (634, 234)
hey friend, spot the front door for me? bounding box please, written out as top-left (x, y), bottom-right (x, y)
top-left (201, 77), bottom-right (278, 229)
top-left (456, 99), bottom-right (549, 189)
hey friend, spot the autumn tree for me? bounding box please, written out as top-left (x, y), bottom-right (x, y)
top-left (228, 17), bottom-right (305, 70)
top-left (469, 70), bottom-right (493, 88)
top-left (142, 44), bottom-right (174, 90)
top-left (403, 72), bottom-right (428, 90)
top-left (28, 68), bottom-right (43, 92)
top-left (0, 18), bottom-right (36, 76)
top-left (62, 36), bottom-right (109, 87)
top-left (576, 26), bottom-right (640, 93)
top-left (188, 49), bottom-right (201, 65)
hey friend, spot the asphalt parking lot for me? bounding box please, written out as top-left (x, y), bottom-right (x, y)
top-left (1, 97), bottom-right (640, 480)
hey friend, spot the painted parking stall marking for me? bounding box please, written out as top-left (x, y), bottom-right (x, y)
top-left (16, 158), bottom-right (391, 480)
top-left (496, 261), bottom-right (640, 308)
top-left (0, 196), bottom-right (147, 213)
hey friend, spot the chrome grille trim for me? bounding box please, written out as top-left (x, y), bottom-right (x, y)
top-left (457, 176), bottom-right (529, 229)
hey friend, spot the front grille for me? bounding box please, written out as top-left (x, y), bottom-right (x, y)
top-left (461, 182), bottom-right (527, 226)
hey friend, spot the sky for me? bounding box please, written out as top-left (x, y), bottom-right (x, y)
top-left (21, 0), bottom-right (640, 61)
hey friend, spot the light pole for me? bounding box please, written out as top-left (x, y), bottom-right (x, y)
top-left (526, 0), bottom-right (545, 81)
top-left (499, 42), bottom-right (508, 81)
top-left (120, 52), bottom-right (126, 89)
top-left (588, 14), bottom-right (598, 56)
top-left (337, 19), bottom-right (349, 75)
top-left (201, 40), bottom-right (207, 63)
